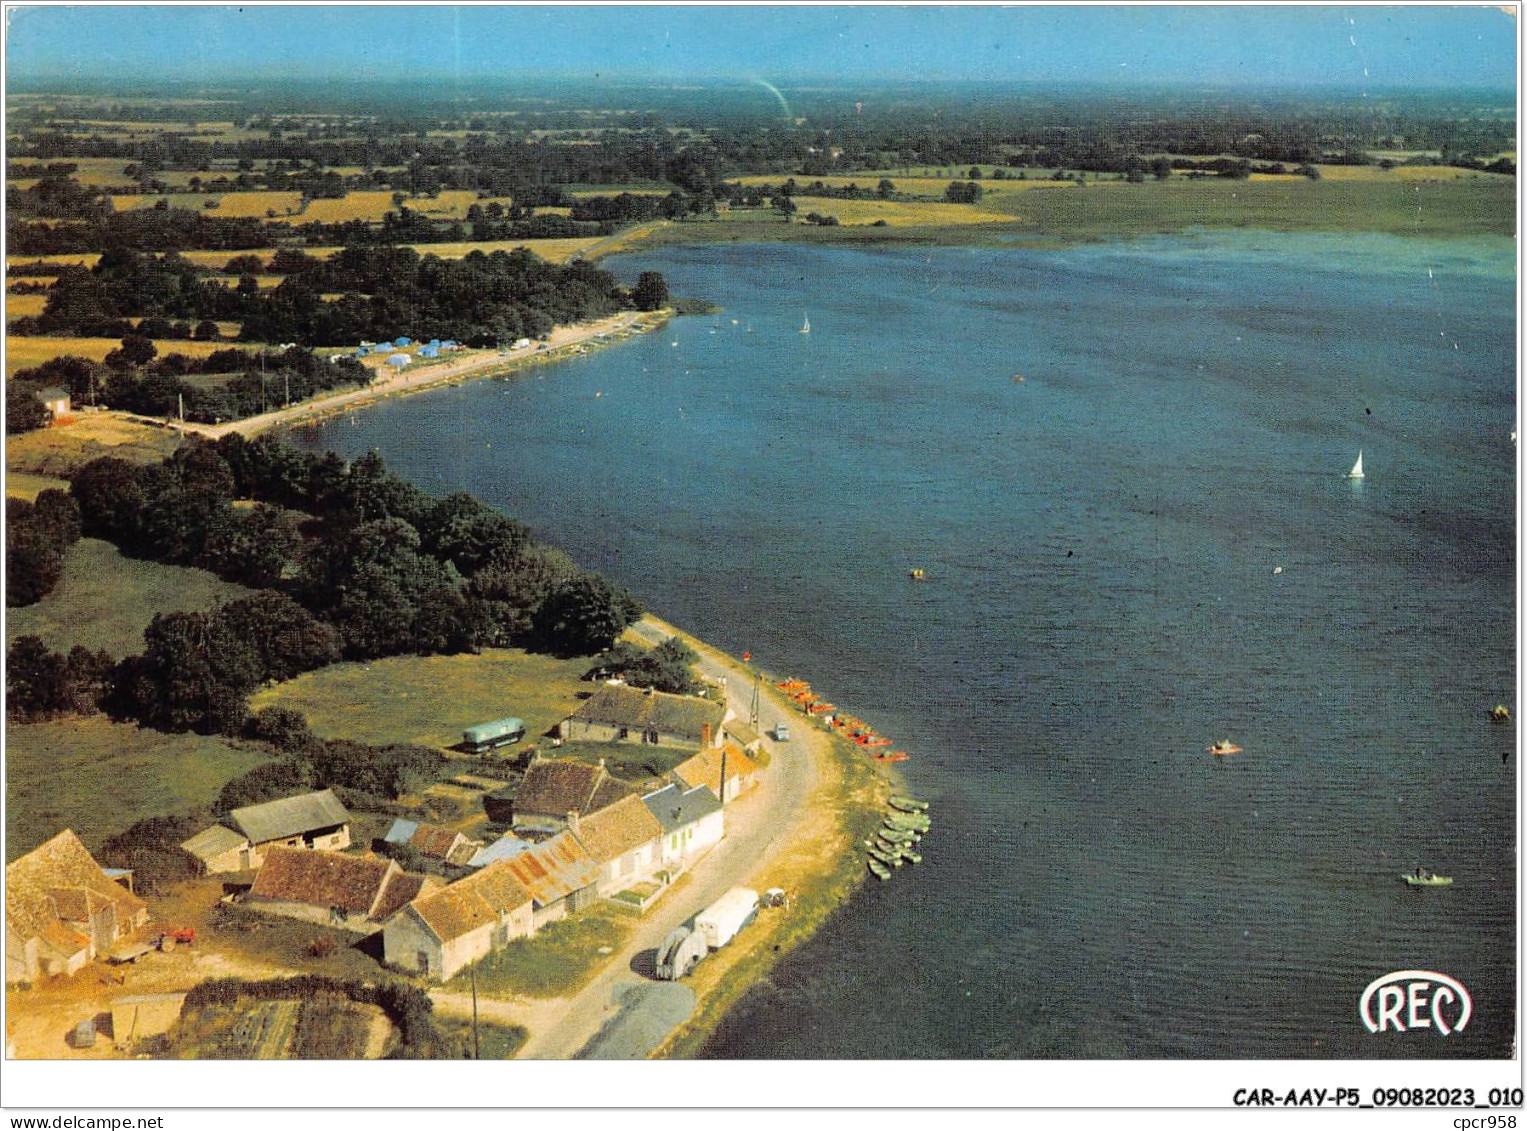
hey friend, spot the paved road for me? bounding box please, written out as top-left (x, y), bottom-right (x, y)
top-left (432, 615), bottom-right (824, 1059)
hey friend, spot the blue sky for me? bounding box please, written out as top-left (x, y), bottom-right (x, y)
top-left (4, 5), bottom-right (1517, 88)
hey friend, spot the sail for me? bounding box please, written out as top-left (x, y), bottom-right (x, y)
top-left (800, 314), bottom-right (811, 334)
top-left (1348, 450), bottom-right (1364, 479)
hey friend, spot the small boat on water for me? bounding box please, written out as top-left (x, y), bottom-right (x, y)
top-left (886, 815), bottom-right (931, 832)
top-left (1347, 450), bottom-right (1365, 480)
top-left (1490, 704), bottom-right (1511, 722)
top-left (1208, 740), bottom-right (1243, 756)
top-left (868, 858), bottom-right (892, 881)
top-left (909, 568), bottom-right (926, 580)
top-left (1402, 870), bottom-right (1453, 887)
top-left (867, 846), bottom-right (898, 867)
top-left (800, 314), bottom-right (811, 334)
top-left (889, 796), bottom-right (928, 813)
top-left (901, 850), bottom-right (923, 865)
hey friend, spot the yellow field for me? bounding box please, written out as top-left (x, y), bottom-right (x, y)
top-left (1313, 163), bottom-right (1510, 182)
top-left (5, 335), bottom-right (251, 378)
top-left (5, 415), bottom-right (187, 479)
top-left (400, 237), bottom-right (604, 262)
top-left (9, 179), bottom-right (39, 192)
top-left (299, 191), bottom-right (400, 223)
top-left (730, 173), bottom-right (1080, 199)
top-left (4, 470), bottom-right (71, 500)
top-left (535, 206), bottom-right (574, 217)
top-left (12, 157), bottom-right (131, 188)
top-left (790, 198), bottom-right (1014, 226)
top-left (568, 189), bottom-right (670, 199)
top-left (206, 191), bottom-right (304, 218)
top-left (110, 193), bottom-right (222, 212)
top-left (6, 253), bottom-right (101, 273)
top-left (203, 274), bottom-right (285, 289)
top-left (5, 294), bottom-right (47, 320)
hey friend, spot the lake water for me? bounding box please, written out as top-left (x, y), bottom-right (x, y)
top-left (289, 232), bottom-right (1516, 1058)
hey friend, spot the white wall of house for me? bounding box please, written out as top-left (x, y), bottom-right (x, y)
top-left (595, 839), bottom-right (660, 896)
top-left (658, 810), bottom-right (725, 868)
top-left (384, 903), bottom-right (535, 982)
top-left (242, 898), bottom-right (374, 933)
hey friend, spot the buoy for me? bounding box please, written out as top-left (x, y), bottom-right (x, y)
top-left (909, 568), bottom-right (926, 580)
top-left (1272, 566), bottom-right (1283, 575)
top-left (1013, 374), bottom-right (1025, 383)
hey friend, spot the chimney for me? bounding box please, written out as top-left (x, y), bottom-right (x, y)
top-left (701, 723), bottom-right (713, 748)
top-left (567, 811), bottom-right (580, 834)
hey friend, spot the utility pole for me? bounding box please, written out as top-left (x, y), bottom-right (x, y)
top-left (470, 961), bottom-right (480, 1059)
top-left (750, 670), bottom-right (760, 729)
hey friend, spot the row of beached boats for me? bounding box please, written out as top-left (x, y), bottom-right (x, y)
top-left (866, 797), bottom-right (931, 880)
top-left (770, 680), bottom-right (928, 880)
top-left (776, 679), bottom-right (909, 762)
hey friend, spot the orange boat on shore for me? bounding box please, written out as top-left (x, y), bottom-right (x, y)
top-left (875, 751), bottom-right (910, 762)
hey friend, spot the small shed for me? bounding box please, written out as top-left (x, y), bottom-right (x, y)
top-left (462, 717), bottom-right (526, 754)
top-left (110, 993), bottom-right (185, 1049)
top-left (386, 353), bottom-right (410, 368)
top-left (36, 387), bottom-right (71, 420)
top-left (180, 825), bottom-right (253, 875)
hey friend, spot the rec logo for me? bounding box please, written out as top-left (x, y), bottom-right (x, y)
top-left (1359, 970), bottom-right (1472, 1035)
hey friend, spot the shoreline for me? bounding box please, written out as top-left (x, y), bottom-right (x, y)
top-left (627, 616), bottom-right (895, 1060)
top-left (138, 308), bottom-right (673, 442)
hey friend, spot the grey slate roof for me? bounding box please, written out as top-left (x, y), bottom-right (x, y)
top-left (383, 818), bottom-right (419, 845)
top-left (231, 789), bottom-right (352, 845)
top-left (569, 685), bottom-right (725, 741)
top-left (641, 784), bottom-right (722, 835)
top-left (180, 825), bottom-right (250, 861)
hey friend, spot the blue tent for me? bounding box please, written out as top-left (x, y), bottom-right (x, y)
top-left (354, 345), bottom-right (369, 357)
top-left (419, 346), bottom-right (439, 359)
top-left (394, 336), bottom-right (411, 347)
top-left (428, 339), bottom-right (441, 347)
top-left (386, 353), bottom-right (410, 368)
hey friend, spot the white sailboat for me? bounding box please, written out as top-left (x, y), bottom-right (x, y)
top-left (1347, 450), bottom-right (1365, 480)
top-left (799, 313), bottom-right (811, 334)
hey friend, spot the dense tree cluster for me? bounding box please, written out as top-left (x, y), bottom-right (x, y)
top-left (19, 438), bottom-right (640, 735)
top-left (585, 636), bottom-right (700, 696)
top-left (6, 635), bottom-right (115, 722)
top-left (7, 489), bottom-right (83, 605)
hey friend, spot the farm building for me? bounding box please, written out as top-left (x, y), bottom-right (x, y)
top-left (6, 830), bottom-right (150, 986)
top-left (642, 784), bottom-right (725, 867)
top-left (229, 789), bottom-right (352, 866)
top-left (383, 860), bottom-right (534, 981)
top-left (462, 716), bottom-right (526, 754)
top-left (382, 819), bottom-right (479, 866)
top-left (504, 758), bottom-right (635, 831)
top-left (179, 825), bottom-right (254, 875)
top-left (35, 386), bottom-right (71, 420)
top-left (559, 684), bottom-right (727, 751)
top-left (673, 741), bottom-right (760, 804)
top-left (245, 847), bottom-right (436, 931)
top-left (466, 834), bottom-right (533, 869)
top-left (494, 829), bottom-right (600, 929)
top-left (569, 795), bottom-right (665, 897)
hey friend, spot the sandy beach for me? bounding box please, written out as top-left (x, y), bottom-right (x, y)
top-left (141, 308), bottom-right (671, 441)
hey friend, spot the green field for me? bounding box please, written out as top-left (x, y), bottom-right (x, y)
top-left (5, 715), bottom-right (270, 860)
top-left (6, 538), bottom-right (255, 658)
top-left (249, 648), bottom-right (595, 749)
top-left (643, 174), bottom-right (1516, 253)
top-left (446, 907), bottom-right (632, 998)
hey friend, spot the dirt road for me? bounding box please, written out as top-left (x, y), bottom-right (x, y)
top-left (431, 613), bottom-right (832, 1059)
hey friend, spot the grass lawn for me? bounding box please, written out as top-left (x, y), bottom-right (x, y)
top-left (201, 902), bottom-right (386, 982)
top-left (4, 470), bottom-right (70, 500)
top-left (447, 907), bottom-right (632, 998)
top-left (249, 647), bottom-right (594, 750)
top-left (6, 537), bottom-right (255, 658)
top-left (433, 1018), bottom-right (529, 1060)
top-left (4, 715), bottom-right (270, 861)
top-left (5, 414), bottom-right (185, 477)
